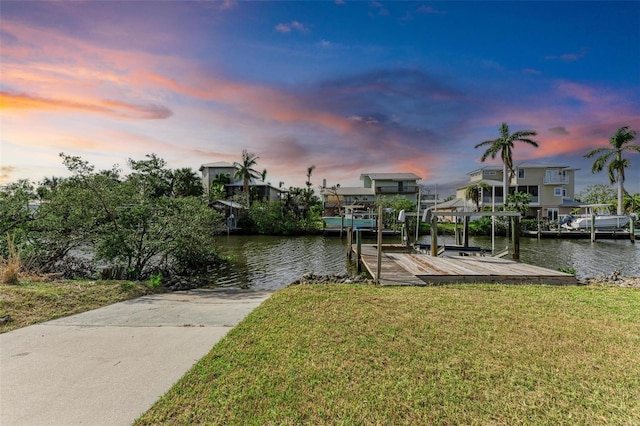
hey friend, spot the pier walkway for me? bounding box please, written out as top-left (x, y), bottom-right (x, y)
top-left (357, 245), bottom-right (577, 286)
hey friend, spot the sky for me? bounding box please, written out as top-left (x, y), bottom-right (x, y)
top-left (1, 0), bottom-right (639, 197)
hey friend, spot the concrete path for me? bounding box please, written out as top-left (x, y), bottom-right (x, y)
top-left (0, 288), bottom-right (272, 426)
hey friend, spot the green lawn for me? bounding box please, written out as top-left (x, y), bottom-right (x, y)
top-left (0, 280), bottom-right (162, 333)
top-left (136, 284), bottom-right (640, 425)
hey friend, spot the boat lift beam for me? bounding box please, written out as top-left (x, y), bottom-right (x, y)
top-left (430, 210), bottom-right (522, 260)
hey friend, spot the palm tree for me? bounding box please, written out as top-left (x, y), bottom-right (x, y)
top-left (306, 165), bottom-right (316, 190)
top-left (465, 182), bottom-right (491, 212)
top-left (171, 167), bottom-right (203, 198)
top-left (623, 192), bottom-right (640, 214)
top-left (475, 123), bottom-right (538, 206)
top-left (584, 126), bottom-right (639, 215)
top-left (233, 149), bottom-right (261, 204)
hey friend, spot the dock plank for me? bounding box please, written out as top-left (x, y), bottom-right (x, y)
top-left (355, 244), bottom-right (576, 285)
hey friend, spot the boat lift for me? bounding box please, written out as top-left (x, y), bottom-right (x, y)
top-left (426, 210), bottom-right (522, 260)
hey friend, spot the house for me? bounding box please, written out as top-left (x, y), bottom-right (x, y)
top-left (320, 172), bottom-right (422, 215)
top-left (319, 186), bottom-right (376, 215)
top-left (360, 173), bottom-right (422, 204)
top-left (456, 163), bottom-right (580, 220)
top-left (199, 161), bottom-right (285, 202)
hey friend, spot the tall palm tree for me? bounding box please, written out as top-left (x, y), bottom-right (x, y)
top-left (584, 126), bottom-right (639, 215)
top-left (306, 165), bottom-right (316, 190)
top-left (233, 149), bottom-right (261, 199)
top-left (475, 122), bottom-right (538, 205)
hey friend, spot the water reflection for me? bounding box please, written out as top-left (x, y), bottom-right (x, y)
top-left (207, 234), bottom-right (640, 290)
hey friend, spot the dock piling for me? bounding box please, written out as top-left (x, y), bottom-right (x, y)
top-left (430, 214), bottom-right (438, 257)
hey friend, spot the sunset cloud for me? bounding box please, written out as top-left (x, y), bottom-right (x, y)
top-left (0, 91), bottom-right (172, 119)
top-left (1, 1), bottom-right (638, 194)
top-left (549, 126), bottom-right (570, 136)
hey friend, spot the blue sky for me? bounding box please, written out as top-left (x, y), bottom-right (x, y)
top-left (1, 1), bottom-right (639, 196)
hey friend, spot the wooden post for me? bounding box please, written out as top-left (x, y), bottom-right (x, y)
top-left (454, 221), bottom-right (460, 245)
top-left (512, 215), bottom-right (520, 261)
top-left (463, 216), bottom-right (469, 248)
top-left (376, 205), bottom-right (383, 284)
top-left (356, 230), bottom-right (362, 273)
top-left (537, 210), bottom-right (541, 240)
top-left (340, 215), bottom-right (344, 239)
top-left (590, 213), bottom-right (596, 242)
top-left (430, 213), bottom-right (438, 257)
top-left (630, 216), bottom-right (635, 244)
top-left (347, 227), bottom-right (353, 259)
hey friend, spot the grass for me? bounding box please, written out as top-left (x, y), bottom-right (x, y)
top-left (0, 280), bottom-right (163, 333)
top-left (136, 284), bottom-right (640, 426)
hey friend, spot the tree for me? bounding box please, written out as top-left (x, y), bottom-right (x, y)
top-left (127, 153), bottom-right (172, 199)
top-left (0, 180), bottom-right (35, 235)
top-left (465, 182), bottom-right (491, 212)
top-left (623, 193), bottom-right (640, 214)
top-left (584, 126), bottom-right (639, 215)
top-left (505, 191), bottom-right (531, 217)
top-left (576, 184), bottom-right (616, 205)
top-left (233, 149), bottom-right (261, 197)
top-left (172, 168), bottom-right (203, 198)
top-left (36, 176), bottom-right (65, 201)
top-left (475, 123), bottom-right (538, 206)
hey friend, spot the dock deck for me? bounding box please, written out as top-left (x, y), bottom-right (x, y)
top-left (357, 244), bottom-right (577, 286)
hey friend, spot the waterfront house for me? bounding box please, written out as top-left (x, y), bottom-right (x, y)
top-left (360, 173), bottom-right (422, 204)
top-left (199, 161), bottom-right (285, 202)
top-left (455, 163), bottom-right (580, 220)
top-left (320, 172), bottom-right (422, 215)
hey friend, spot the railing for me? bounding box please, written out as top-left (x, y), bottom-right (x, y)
top-left (543, 177), bottom-right (569, 185)
top-left (375, 186), bottom-right (419, 194)
top-left (481, 196), bottom-right (539, 205)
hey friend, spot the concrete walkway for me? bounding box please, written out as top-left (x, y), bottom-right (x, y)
top-left (0, 288), bottom-right (272, 426)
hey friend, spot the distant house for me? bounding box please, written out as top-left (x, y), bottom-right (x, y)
top-left (455, 163), bottom-right (580, 220)
top-left (199, 161), bottom-right (285, 202)
top-left (320, 172), bottom-right (422, 215)
top-left (360, 173), bottom-right (422, 204)
top-left (319, 186), bottom-right (376, 215)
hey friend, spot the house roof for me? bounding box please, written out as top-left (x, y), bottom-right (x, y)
top-left (227, 181), bottom-right (287, 192)
top-left (435, 198), bottom-right (475, 210)
top-left (214, 200), bottom-right (245, 209)
top-left (360, 173), bottom-right (422, 181)
top-left (456, 179), bottom-right (503, 190)
top-left (199, 161), bottom-right (236, 171)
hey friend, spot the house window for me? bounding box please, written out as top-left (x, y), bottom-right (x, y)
top-left (554, 187), bottom-right (566, 197)
top-left (518, 169), bottom-right (525, 179)
top-left (547, 208), bottom-right (559, 221)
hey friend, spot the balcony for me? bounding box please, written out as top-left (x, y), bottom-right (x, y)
top-left (375, 185), bottom-right (419, 194)
top-left (543, 176), bottom-right (569, 185)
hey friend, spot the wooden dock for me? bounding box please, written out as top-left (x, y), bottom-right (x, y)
top-left (523, 229), bottom-right (639, 240)
top-left (357, 244), bottom-right (577, 286)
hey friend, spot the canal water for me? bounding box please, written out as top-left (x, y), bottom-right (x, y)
top-left (207, 234), bottom-right (640, 290)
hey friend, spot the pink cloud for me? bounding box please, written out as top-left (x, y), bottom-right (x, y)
top-left (275, 20), bottom-right (310, 33)
top-left (0, 91), bottom-right (172, 119)
top-left (545, 49), bottom-right (587, 62)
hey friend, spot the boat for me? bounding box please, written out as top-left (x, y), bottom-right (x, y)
top-left (562, 204), bottom-right (631, 231)
top-left (322, 205), bottom-right (377, 230)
